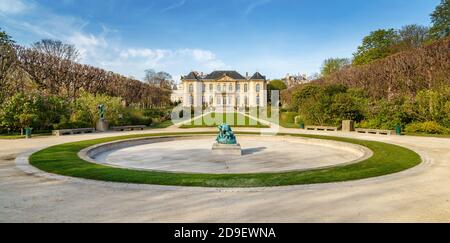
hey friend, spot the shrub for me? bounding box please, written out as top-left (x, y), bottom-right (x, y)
top-left (121, 108), bottom-right (153, 126)
top-left (0, 92), bottom-right (69, 132)
top-left (412, 89), bottom-right (450, 127)
top-left (280, 112), bottom-right (298, 124)
top-left (53, 121), bottom-right (92, 130)
top-left (405, 121), bottom-right (449, 134)
top-left (70, 91), bottom-right (125, 126)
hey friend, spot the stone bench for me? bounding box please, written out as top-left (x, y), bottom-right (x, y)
top-left (305, 126), bottom-right (339, 132)
top-left (355, 128), bottom-right (396, 136)
top-left (52, 128), bottom-right (95, 136)
top-left (111, 125), bottom-right (146, 131)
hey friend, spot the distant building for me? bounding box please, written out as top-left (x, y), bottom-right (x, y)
top-left (180, 70), bottom-right (268, 108)
top-left (284, 73), bottom-right (309, 88)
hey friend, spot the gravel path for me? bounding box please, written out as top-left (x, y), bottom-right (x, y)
top-left (1, 127), bottom-right (449, 222)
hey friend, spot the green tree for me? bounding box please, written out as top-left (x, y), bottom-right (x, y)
top-left (0, 28), bottom-right (14, 44)
top-left (429, 0), bottom-right (450, 40)
top-left (353, 29), bottom-right (400, 65)
top-left (320, 58), bottom-right (350, 77)
top-left (0, 93), bottom-right (67, 133)
top-left (268, 79), bottom-right (287, 91)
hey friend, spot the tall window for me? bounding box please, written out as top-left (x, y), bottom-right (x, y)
top-left (244, 84), bottom-right (248, 92)
top-left (209, 96), bottom-right (213, 105)
top-left (256, 84), bottom-right (261, 92)
top-left (229, 84), bottom-right (233, 92)
top-left (236, 95), bottom-right (240, 106)
top-left (189, 84), bottom-right (194, 93)
top-left (217, 96), bottom-right (221, 105)
top-left (244, 96), bottom-right (248, 106)
top-left (236, 84), bottom-right (241, 92)
top-left (189, 95), bottom-right (194, 105)
top-left (217, 85), bottom-right (221, 92)
top-left (256, 94), bottom-right (260, 106)
top-left (223, 84), bottom-right (226, 92)
top-left (202, 96), bottom-right (205, 105)
top-left (209, 84), bottom-right (213, 92)
top-left (202, 84), bottom-right (206, 92)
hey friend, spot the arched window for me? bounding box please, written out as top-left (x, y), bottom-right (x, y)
top-left (244, 84), bottom-right (248, 92)
top-left (229, 84), bottom-right (233, 92)
top-left (236, 84), bottom-right (241, 92)
top-left (189, 84), bottom-right (194, 93)
top-left (223, 84), bottom-right (227, 92)
top-left (217, 85), bottom-right (221, 92)
top-left (256, 84), bottom-right (261, 92)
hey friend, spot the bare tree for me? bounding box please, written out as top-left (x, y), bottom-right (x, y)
top-left (398, 25), bottom-right (430, 50)
top-left (144, 69), bottom-right (174, 89)
top-left (32, 39), bottom-right (80, 62)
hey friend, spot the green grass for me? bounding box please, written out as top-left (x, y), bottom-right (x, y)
top-left (180, 113), bottom-right (269, 128)
top-left (0, 133), bottom-right (52, 140)
top-left (279, 121), bottom-right (300, 128)
top-left (148, 119), bottom-right (174, 129)
top-left (29, 132), bottom-right (421, 188)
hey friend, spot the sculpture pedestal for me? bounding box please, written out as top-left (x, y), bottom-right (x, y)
top-left (96, 120), bottom-right (109, 132)
top-left (212, 143), bottom-right (242, 156)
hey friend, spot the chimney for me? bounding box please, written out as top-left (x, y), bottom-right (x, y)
top-left (246, 72), bottom-right (249, 79)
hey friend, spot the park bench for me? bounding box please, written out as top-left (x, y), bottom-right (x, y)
top-left (305, 126), bottom-right (339, 132)
top-left (111, 125), bottom-right (146, 131)
top-left (52, 128), bottom-right (95, 136)
top-left (355, 128), bottom-right (396, 136)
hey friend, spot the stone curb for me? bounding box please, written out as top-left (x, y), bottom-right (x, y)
top-left (14, 133), bottom-right (432, 192)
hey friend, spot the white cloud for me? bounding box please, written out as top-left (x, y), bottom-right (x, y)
top-left (1, 0), bottom-right (228, 81)
top-left (245, 0), bottom-right (271, 15)
top-left (162, 0), bottom-right (186, 12)
top-left (116, 48), bottom-right (228, 80)
top-left (0, 0), bottom-right (29, 14)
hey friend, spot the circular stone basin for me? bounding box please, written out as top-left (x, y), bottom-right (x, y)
top-left (87, 136), bottom-right (371, 174)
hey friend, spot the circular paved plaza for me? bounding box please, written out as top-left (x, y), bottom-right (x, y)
top-left (1, 127), bottom-right (449, 222)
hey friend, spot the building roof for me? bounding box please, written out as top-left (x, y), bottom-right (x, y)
top-left (204, 71), bottom-right (247, 80)
top-left (182, 71), bottom-right (266, 81)
top-left (183, 71), bottom-right (201, 80)
top-left (250, 72), bottom-right (266, 80)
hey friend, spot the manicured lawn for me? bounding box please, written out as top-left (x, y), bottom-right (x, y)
top-left (180, 113), bottom-right (269, 128)
top-left (148, 119), bottom-right (174, 129)
top-left (0, 133), bottom-right (52, 140)
top-left (30, 132), bottom-right (421, 188)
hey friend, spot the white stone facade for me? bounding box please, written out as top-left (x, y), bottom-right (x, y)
top-left (181, 71), bottom-right (268, 108)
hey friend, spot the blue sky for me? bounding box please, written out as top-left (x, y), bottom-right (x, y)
top-left (0, 0), bottom-right (440, 82)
